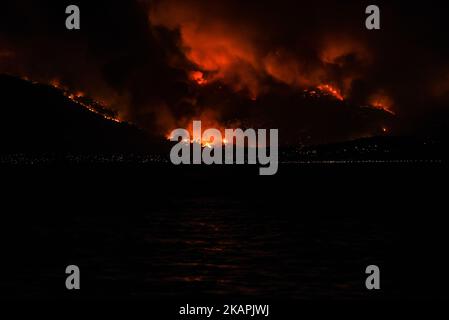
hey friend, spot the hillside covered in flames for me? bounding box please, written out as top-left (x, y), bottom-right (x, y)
top-left (1, 0), bottom-right (449, 155)
top-left (1, 73), bottom-right (441, 164)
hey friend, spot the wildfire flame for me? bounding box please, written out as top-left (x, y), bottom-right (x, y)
top-left (189, 71), bottom-right (208, 86)
top-left (369, 93), bottom-right (395, 115)
top-left (317, 84), bottom-right (344, 101)
top-left (46, 78), bottom-right (122, 123)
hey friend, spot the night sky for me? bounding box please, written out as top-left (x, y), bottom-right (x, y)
top-left (1, 0), bottom-right (449, 144)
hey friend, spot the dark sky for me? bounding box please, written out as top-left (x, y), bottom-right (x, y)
top-left (1, 0), bottom-right (449, 144)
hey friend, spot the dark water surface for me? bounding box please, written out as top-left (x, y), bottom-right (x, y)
top-left (1, 162), bottom-right (447, 300)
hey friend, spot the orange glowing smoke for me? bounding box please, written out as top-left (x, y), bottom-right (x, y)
top-left (180, 26), bottom-right (261, 97)
top-left (263, 50), bottom-right (323, 88)
top-left (150, 1), bottom-right (265, 98)
top-left (320, 37), bottom-right (371, 67)
top-left (317, 84), bottom-right (344, 101)
top-left (319, 37), bottom-right (371, 97)
top-left (150, 1), bottom-right (398, 141)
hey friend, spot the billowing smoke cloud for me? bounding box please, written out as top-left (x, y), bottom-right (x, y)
top-left (1, 0), bottom-right (449, 144)
top-left (149, 0), bottom-right (374, 99)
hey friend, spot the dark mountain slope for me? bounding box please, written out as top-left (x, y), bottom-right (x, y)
top-left (0, 74), bottom-right (157, 153)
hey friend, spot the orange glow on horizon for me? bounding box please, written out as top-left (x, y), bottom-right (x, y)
top-left (166, 129), bottom-right (228, 148)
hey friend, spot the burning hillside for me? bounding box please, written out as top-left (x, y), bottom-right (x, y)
top-left (0, 74), bottom-right (156, 153)
top-left (47, 79), bottom-right (123, 123)
top-left (0, 0), bottom-right (448, 147)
